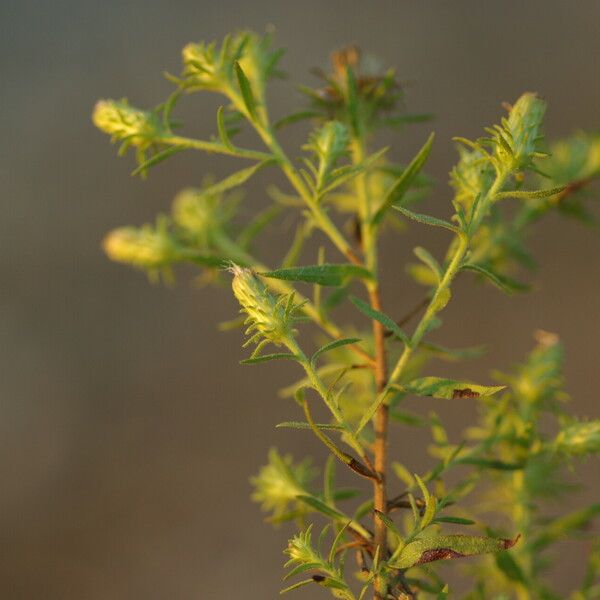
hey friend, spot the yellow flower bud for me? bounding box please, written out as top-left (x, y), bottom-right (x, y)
top-left (102, 219), bottom-right (181, 270)
top-left (230, 265), bottom-right (293, 345)
top-left (555, 420), bottom-right (600, 456)
top-left (171, 188), bottom-right (222, 248)
top-left (92, 99), bottom-right (164, 148)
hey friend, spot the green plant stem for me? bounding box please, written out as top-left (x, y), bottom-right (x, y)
top-left (385, 173), bottom-right (509, 395)
top-left (285, 338), bottom-right (374, 471)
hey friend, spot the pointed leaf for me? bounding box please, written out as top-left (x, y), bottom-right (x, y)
top-left (350, 295), bottom-right (410, 346)
top-left (234, 61), bottom-right (258, 119)
top-left (461, 263), bottom-right (529, 294)
top-left (296, 495), bottom-right (346, 521)
top-left (393, 205), bottom-right (460, 234)
top-left (495, 551), bottom-right (526, 583)
top-left (433, 516), bottom-right (475, 526)
top-left (202, 158), bottom-right (275, 197)
top-left (414, 246), bottom-right (442, 283)
top-left (131, 145), bottom-right (186, 177)
top-left (185, 253), bottom-right (229, 268)
top-left (262, 264), bottom-right (373, 286)
top-left (374, 509), bottom-right (403, 539)
top-left (530, 504), bottom-right (600, 551)
top-left (495, 185), bottom-right (566, 200)
top-left (240, 353), bottom-right (297, 365)
top-left (276, 421), bottom-right (345, 431)
top-left (280, 579), bottom-right (314, 594)
top-left (274, 110), bottom-right (320, 130)
top-left (401, 377), bottom-right (505, 399)
top-left (216, 105), bottom-right (234, 150)
top-left (237, 204), bottom-right (282, 249)
top-left (311, 337), bottom-right (362, 366)
top-left (457, 457), bottom-right (524, 471)
top-left (372, 133), bottom-right (435, 225)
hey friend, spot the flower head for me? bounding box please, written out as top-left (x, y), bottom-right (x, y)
top-left (92, 99), bottom-right (165, 149)
top-left (230, 265), bottom-right (298, 347)
top-left (102, 217), bottom-right (183, 276)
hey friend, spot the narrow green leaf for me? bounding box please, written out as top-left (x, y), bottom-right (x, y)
top-left (401, 377), bottom-right (506, 400)
top-left (202, 158), bottom-right (275, 197)
top-left (354, 499), bottom-right (374, 522)
top-left (311, 337), bottom-right (362, 366)
top-left (372, 133), bottom-right (435, 225)
top-left (345, 66), bottom-right (360, 136)
top-left (420, 342), bottom-right (486, 362)
top-left (495, 551), bottom-right (527, 583)
top-left (283, 562), bottom-right (323, 582)
top-left (389, 534), bottom-right (519, 569)
top-left (234, 61), bottom-right (258, 119)
top-left (457, 457), bottom-right (524, 471)
top-left (275, 421), bottom-right (345, 431)
top-left (240, 353), bottom-right (297, 365)
top-left (237, 204), bottom-right (282, 249)
top-left (280, 579), bottom-right (314, 594)
top-left (262, 264), bottom-right (373, 286)
top-left (415, 474), bottom-right (436, 528)
top-left (274, 110), bottom-right (320, 130)
top-left (495, 185), bottom-right (566, 201)
top-left (530, 504), bottom-right (600, 551)
top-left (355, 388), bottom-right (391, 435)
top-left (328, 520), bottom-right (351, 564)
top-left (350, 295), bottom-right (410, 346)
top-left (296, 495), bottom-right (347, 521)
top-left (437, 585), bottom-right (449, 599)
top-left (433, 516), bottom-right (476, 525)
top-left (414, 246), bottom-right (442, 283)
top-left (393, 205), bottom-right (460, 234)
top-left (461, 263), bottom-right (529, 294)
top-left (216, 105), bottom-right (234, 150)
top-left (390, 410), bottom-right (428, 427)
top-left (185, 253), bottom-right (229, 268)
top-left (323, 455), bottom-right (335, 507)
top-left (320, 147), bottom-right (388, 195)
top-left (333, 488), bottom-right (360, 501)
top-left (131, 145), bottom-right (186, 177)
top-left (374, 509), bottom-right (403, 539)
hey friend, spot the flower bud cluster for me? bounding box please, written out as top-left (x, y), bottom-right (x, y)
top-left (555, 420), bottom-right (600, 456)
top-left (230, 265), bottom-right (296, 346)
top-left (92, 99), bottom-right (165, 149)
top-left (171, 187), bottom-right (227, 249)
top-left (102, 217), bottom-right (182, 271)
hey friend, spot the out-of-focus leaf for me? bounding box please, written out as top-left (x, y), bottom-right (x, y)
top-left (311, 337), bottom-right (362, 366)
top-left (372, 133), bottom-right (435, 225)
top-left (461, 262), bottom-right (529, 294)
top-left (262, 264), bottom-right (372, 286)
top-left (350, 295), bottom-right (410, 346)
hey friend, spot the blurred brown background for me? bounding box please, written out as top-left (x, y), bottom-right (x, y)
top-left (1, 1), bottom-right (599, 598)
